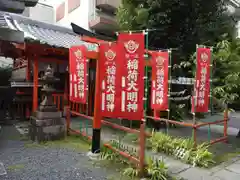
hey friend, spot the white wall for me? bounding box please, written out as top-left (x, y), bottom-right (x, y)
top-left (29, 3), bottom-right (55, 24)
top-left (56, 0), bottom-right (90, 30)
top-left (23, 0), bottom-right (90, 30)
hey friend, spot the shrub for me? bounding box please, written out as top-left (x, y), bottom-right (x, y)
top-left (147, 132), bottom-right (215, 168)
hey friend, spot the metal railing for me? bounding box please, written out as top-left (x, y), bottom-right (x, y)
top-left (96, 0), bottom-right (120, 9)
top-left (89, 10), bottom-right (116, 24)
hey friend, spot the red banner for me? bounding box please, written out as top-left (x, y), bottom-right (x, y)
top-left (99, 43), bottom-right (120, 117)
top-left (117, 33), bottom-right (145, 120)
top-left (69, 45), bottom-right (88, 103)
top-left (151, 51), bottom-right (169, 110)
top-left (194, 47), bottom-right (211, 112)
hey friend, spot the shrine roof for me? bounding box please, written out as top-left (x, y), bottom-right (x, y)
top-left (71, 23), bottom-right (116, 41)
top-left (0, 11), bottom-right (98, 51)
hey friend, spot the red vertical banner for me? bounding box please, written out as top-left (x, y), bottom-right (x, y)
top-left (117, 33), bottom-right (145, 120)
top-left (151, 51), bottom-right (169, 110)
top-left (99, 43), bottom-right (120, 117)
top-left (69, 45), bottom-right (88, 103)
top-left (194, 47), bottom-right (211, 112)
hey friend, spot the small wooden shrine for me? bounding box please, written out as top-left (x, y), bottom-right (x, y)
top-left (0, 10), bottom-right (98, 119)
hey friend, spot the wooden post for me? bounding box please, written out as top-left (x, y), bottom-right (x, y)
top-left (33, 58), bottom-right (38, 112)
top-left (193, 126), bottom-right (197, 147)
top-left (223, 104), bottom-right (228, 143)
top-left (91, 58), bottom-right (101, 154)
top-left (139, 120), bottom-right (146, 177)
top-left (66, 105), bottom-right (70, 135)
top-left (25, 58), bottom-right (31, 118)
top-left (26, 58), bottom-right (31, 81)
top-left (153, 110), bottom-right (158, 118)
top-left (153, 110), bottom-right (158, 130)
top-left (64, 72), bottom-right (68, 104)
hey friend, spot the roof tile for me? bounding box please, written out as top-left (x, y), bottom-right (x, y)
top-left (0, 11), bottom-right (98, 51)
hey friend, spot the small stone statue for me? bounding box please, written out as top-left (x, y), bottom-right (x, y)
top-left (42, 65), bottom-right (54, 80)
top-left (39, 64), bottom-right (58, 112)
top-left (29, 64), bottom-right (65, 142)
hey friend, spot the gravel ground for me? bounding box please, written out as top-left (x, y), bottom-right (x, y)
top-left (0, 125), bottom-right (118, 180)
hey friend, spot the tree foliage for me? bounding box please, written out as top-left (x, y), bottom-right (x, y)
top-left (180, 38), bottom-right (240, 105)
top-left (117, 0), bottom-right (240, 113)
top-left (117, 0), bottom-right (235, 54)
top-left (212, 39), bottom-right (240, 104)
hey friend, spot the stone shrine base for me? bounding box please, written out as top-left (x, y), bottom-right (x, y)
top-left (29, 112), bottom-right (66, 142)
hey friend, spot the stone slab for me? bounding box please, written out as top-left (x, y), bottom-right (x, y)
top-left (35, 111), bottom-right (62, 120)
top-left (29, 123), bottom-right (66, 142)
top-left (0, 162), bottom-right (7, 176)
top-left (225, 163), bottom-right (240, 174)
top-left (210, 157), bottom-right (240, 174)
top-left (212, 169), bottom-right (240, 180)
top-left (30, 116), bottom-right (65, 127)
top-left (233, 159), bottom-right (240, 164)
top-left (211, 177), bottom-right (225, 180)
top-left (178, 167), bottom-right (211, 180)
top-left (163, 157), bottom-right (191, 174)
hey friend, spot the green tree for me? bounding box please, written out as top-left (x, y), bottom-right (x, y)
top-left (117, 0), bottom-right (235, 55)
top-left (117, 0), bottom-right (238, 119)
top-left (181, 38), bottom-right (240, 107)
top-left (212, 39), bottom-right (240, 105)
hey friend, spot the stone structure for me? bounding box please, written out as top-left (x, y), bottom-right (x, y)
top-left (29, 65), bottom-right (65, 142)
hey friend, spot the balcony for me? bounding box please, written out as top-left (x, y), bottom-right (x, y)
top-left (227, 4), bottom-right (240, 19)
top-left (96, 0), bottom-right (120, 12)
top-left (229, 0), bottom-right (240, 7)
top-left (89, 11), bottom-right (118, 32)
top-left (233, 8), bottom-right (240, 18)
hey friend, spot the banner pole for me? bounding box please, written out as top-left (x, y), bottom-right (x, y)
top-left (91, 50), bottom-right (101, 155)
top-left (139, 30), bottom-right (148, 174)
top-left (207, 46), bottom-right (213, 142)
top-left (86, 59), bottom-right (89, 116)
top-left (166, 49), bottom-right (172, 134)
top-left (144, 30), bottom-right (149, 120)
top-left (209, 46), bottom-right (213, 115)
top-left (192, 44), bottom-right (198, 146)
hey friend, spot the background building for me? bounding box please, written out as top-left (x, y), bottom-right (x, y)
top-left (0, 0), bottom-right (38, 67)
top-left (88, 0), bottom-right (120, 36)
top-left (228, 0), bottom-right (240, 37)
top-left (0, 0), bottom-right (38, 14)
top-left (22, 0), bottom-right (90, 30)
top-left (21, 0), bottom-right (120, 34)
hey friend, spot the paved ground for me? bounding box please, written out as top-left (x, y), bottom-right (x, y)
top-left (14, 119), bottom-right (240, 180)
top-left (199, 112), bottom-right (240, 136)
top-left (176, 157), bottom-right (240, 180)
top-left (0, 125), bottom-right (121, 180)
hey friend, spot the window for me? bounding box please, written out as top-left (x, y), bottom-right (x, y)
top-left (68, 0), bottom-right (80, 13)
top-left (56, 2), bottom-right (65, 21)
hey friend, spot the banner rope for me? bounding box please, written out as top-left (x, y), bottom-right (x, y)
top-left (115, 28), bottom-right (162, 34)
top-left (170, 89), bottom-right (187, 95)
top-left (170, 95), bottom-right (191, 101)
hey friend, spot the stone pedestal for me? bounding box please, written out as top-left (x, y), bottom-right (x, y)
top-left (29, 111), bottom-right (66, 142)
